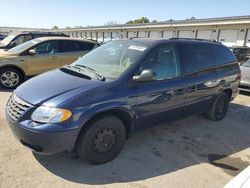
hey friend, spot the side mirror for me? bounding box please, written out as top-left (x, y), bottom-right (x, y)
top-left (133, 69), bottom-right (156, 82)
top-left (28, 49), bottom-right (37, 55)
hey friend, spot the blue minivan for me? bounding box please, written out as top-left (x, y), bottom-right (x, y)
top-left (6, 38), bottom-right (240, 164)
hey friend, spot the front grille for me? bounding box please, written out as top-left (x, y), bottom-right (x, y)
top-left (6, 93), bottom-right (32, 121)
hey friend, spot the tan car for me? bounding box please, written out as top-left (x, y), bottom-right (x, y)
top-left (0, 37), bottom-right (97, 89)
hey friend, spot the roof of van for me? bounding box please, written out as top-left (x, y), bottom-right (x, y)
top-left (126, 38), bottom-right (223, 46)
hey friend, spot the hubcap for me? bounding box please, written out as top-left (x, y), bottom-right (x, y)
top-left (93, 128), bottom-right (117, 154)
top-left (1, 71), bottom-right (19, 87)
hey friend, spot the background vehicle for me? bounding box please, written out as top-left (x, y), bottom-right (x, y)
top-left (0, 31), bottom-right (69, 50)
top-left (239, 59), bottom-right (250, 92)
top-left (0, 37), bottom-right (97, 88)
top-left (6, 39), bottom-right (240, 164)
top-left (0, 34), bottom-right (7, 41)
top-left (230, 46), bottom-right (250, 63)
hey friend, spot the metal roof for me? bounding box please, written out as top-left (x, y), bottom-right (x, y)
top-left (58, 15), bottom-right (250, 31)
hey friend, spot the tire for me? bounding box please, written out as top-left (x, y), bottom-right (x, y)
top-left (77, 115), bottom-right (126, 164)
top-left (0, 67), bottom-right (24, 89)
top-left (206, 92), bottom-right (230, 121)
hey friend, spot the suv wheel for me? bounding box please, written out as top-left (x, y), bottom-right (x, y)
top-left (0, 68), bottom-right (23, 89)
top-left (206, 92), bottom-right (229, 121)
top-left (77, 115), bottom-right (126, 164)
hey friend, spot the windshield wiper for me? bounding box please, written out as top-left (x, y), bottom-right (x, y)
top-left (73, 64), bottom-right (106, 81)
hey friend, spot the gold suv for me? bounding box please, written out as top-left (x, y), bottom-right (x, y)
top-left (0, 37), bottom-right (97, 89)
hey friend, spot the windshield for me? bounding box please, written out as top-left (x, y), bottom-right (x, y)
top-left (242, 59), bottom-right (250, 67)
top-left (72, 40), bottom-right (149, 79)
top-left (0, 34), bottom-right (16, 46)
top-left (7, 38), bottom-right (41, 54)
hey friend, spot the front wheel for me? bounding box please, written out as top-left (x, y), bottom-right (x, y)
top-left (77, 115), bottom-right (126, 164)
top-left (206, 92), bottom-right (229, 121)
top-left (0, 68), bottom-right (23, 89)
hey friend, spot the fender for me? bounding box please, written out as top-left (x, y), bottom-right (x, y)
top-left (77, 100), bottom-right (137, 132)
top-left (0, 64), bottom-right (27, 80)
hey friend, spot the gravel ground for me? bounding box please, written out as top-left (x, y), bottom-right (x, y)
top-left (0, 90), bottom-right (250, 188)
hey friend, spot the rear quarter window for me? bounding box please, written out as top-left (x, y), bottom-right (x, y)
top-left (79, 42), bottom-right (95, 51)
top-left (212, 45), bottom-right (236, 65)
top-left (179, 43), bottom-right (216, 74)
top-left (58, 40), bottom-right (95, 52)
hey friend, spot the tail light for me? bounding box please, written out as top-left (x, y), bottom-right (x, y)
top-left (237, 70), bottom-right (242, 80)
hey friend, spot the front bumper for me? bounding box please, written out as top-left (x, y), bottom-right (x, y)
top-left (6, 115), bottom-right (80, 154)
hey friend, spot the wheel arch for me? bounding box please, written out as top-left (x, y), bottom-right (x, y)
top-left (0, 65), bottom-right (26, 80)
top-left (223, 88), bottom-right (232, 100)
top-left (74, 107), bottom-right (135, 151)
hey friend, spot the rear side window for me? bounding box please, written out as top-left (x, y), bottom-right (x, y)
top-left (58, 40), bottom-right (94, 52)
top-left (79, 42), bottom-right (95, 50)
top-left (212, 45), bottom-right (236, 65)
top-left (179, 43), bottom-right (215, 73)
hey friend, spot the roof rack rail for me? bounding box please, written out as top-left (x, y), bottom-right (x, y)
top-left (169, 38), bottom-right (219, 43)
top-left (21, 31), bottom-right (67, 35)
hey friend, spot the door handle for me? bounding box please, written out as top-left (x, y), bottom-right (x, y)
top-left (174, 88), bottom-right (186, 95)
top-left (187, 86), bottom-right (198, 92)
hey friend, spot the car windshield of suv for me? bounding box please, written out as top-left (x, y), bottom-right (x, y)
top-left (242, 59), bottom-right (250, 67)
top-left (7, 38), bottom-right (41, 54)
top-left (72, 40), bottom-right (149, 79)
top-left (0, 34), bottom-right (16, 46)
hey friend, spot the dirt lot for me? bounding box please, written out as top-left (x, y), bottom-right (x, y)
top-left (0, 90), bottom-right (250, 188)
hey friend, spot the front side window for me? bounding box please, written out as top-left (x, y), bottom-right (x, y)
top-left (139, 46), bottom-right (181, 80)
top-left (72, 41), bottom-right (149, 79)
top-left (12, 35), bottom-right (33, 46)
top-left (33, 41), bottom-right (58, 54)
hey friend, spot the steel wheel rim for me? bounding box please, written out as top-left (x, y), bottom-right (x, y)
top-left (1, 71), bottom-right (19, 87)
top-left (93, 128), bottom-right (117, 154)
top-left (216, 99), bottom-right (226, 116)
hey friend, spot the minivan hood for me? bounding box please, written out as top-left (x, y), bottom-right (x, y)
top-left (15, 69), bottom-right (104, 105)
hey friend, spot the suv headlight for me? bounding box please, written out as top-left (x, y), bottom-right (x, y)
top-left (31, 106), bottom-right (72, 123)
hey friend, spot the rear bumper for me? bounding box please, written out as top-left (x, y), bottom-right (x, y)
top-left (6, 115), bottom-right (80, 155)
top-left (239, 82), bottom-right (250, 92)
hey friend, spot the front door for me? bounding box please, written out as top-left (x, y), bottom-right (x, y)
top-left (25, 40), bottom-right (60, 75)
top-left (133, 45), bottom-right (187, 130)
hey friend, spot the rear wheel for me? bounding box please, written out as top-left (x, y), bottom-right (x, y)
top-left (0, 67), bottom-right (24, 89)
top-left (77, 115), bottom-right (126, 164)
top-left (206, 92), bottom-right (229, 121)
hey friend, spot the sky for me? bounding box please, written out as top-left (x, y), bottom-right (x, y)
top-left (0, 0), bottom-right (250, 29)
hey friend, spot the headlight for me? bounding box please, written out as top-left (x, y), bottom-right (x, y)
top-left (31, 106), bottom-right (72, 123)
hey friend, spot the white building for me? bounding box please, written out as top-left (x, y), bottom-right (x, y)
top-left (57, 15), bottom-right (250, 47)
top-left (1, 16), bottom-right (250, 47)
